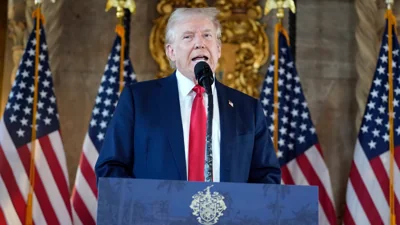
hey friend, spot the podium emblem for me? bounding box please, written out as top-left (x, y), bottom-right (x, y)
top-left (190, 185), bottom-right (227, 225)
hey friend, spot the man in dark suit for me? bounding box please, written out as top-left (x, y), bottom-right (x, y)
top-left (95, 7), bottom-right (281, 184)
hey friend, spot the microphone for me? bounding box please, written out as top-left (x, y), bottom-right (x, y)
top-left (194, 61), bottom-right (214, 94)
top-left (194, 61), bottom-right (214, 182)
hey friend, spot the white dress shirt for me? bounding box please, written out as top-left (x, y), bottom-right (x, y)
top-left (176, 70), bottom-right (221, 182)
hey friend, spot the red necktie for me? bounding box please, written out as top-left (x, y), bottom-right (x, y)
top-left (188, 85), bottom-right (206, 181)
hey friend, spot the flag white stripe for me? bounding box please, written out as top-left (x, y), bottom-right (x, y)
top-left (396, 161), bottom-right (400, 204)
top-left (0, 120), bottom-right (29, 200)
top-left (72, 207), bottom-right (83, 225)
top-left (32, 190), bottom-right (47, 225)
top-left (32, 140), bottom-right (72, 225)
top-left (379, 152), bottom-right (400, 203)
top-left (346, 180), bottom-right (370, 225)
top-left (48, 131), bottom-right (69, 184)
top-left (75, 168), bottom-right (97, 220)
top-left (305, 146), bottom-right (335, 202)
top-left (83, 134), bottom-right (99, 169)
top-left (286, 159), bottom-right (309, 185)
top-left (0, 125), bottom-right (47, 225)
top-left (318, 203), bottom-right (329, 225)
top-left (0, 176), bottom-right (21, 225)
top-left (354, 140), bottom-right (389, 222)
top-left (287, 153), bottom-right (335, 225)
top-left (72, 134), bottom-right (99, 225)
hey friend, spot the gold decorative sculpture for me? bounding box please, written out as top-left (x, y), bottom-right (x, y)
top-left (149, 0), bottom-right (270, 98)
top-left (264, 0), bottom-right (296, 18)
top-left (106, 0), bottom-right (136, 18)
top-left (215, 0), bottom-right (269, 97)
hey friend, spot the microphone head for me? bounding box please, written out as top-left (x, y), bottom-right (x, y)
top-left (194, 61), bottom-right (214, 89)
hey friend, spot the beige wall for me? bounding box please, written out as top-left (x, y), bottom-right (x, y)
top-left (292, 1), bottom-right (357, 222)
top-left (2, 0), bottom-right (365, 224)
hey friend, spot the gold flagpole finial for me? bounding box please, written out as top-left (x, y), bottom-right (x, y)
top-left (386, 0), bottom-right (394, 9)
top-left (264, 0), bottom-right (296, 20)
top-left (106, 0), bottom-right (136, 19)
top-left (34, 0), bottom-right (56, 4)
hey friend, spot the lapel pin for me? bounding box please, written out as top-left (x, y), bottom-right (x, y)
top-left (228, 100), bottom-right (234, 107)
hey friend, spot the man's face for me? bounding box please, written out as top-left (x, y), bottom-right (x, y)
top-left (166, 16), bottom-right (221, 81)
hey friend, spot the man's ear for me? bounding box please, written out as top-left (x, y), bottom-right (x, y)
top-left (217, 42), bottom-right (222, 59)
top-left (165, 44), bottom-right (176, 61)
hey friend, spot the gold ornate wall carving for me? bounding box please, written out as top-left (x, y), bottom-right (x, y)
top-left (149, 0), bottom-right (269, 98)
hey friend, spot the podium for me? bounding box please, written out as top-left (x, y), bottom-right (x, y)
top-left (97, 177), bottom-right (318, 225)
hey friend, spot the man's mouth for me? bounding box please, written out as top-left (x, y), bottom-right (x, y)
top-left (192, 55), bottom-right (209, 62)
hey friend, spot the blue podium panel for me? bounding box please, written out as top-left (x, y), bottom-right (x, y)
top-left (97, 178), bottom-right (318, 225)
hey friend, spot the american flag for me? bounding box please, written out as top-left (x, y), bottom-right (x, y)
top-left (343, 18), bottom-right (400, 225)
top-left (0, 14), bottom-right (73, 225)
top-left (259, 29), bottom-right (337, 225)
top-left (70, 26), bottom-right (137, 225)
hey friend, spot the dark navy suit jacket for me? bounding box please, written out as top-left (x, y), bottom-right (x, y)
top-left (95, 72), bottom-right (281, 184)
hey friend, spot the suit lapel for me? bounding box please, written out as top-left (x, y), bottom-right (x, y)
top-left (216, 80), bottom-right (236, 182)
top-left (159, 73), bottom-right (187, 180)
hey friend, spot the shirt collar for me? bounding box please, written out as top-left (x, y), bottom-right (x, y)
top-left (176, 69), bottom-right (216, 97)
top-left (176, 69), bottom-right (195, 97)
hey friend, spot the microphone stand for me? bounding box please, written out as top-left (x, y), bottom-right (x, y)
top-left (205, 87), bottom-right (213, 182)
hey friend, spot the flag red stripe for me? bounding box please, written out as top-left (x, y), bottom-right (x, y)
top-left (296, 153), bottom-right (337, 225)
top-left (0, 206), bottom-right (7, 225)
top-left (369, 157), bottom-right (400, 225)
top-left (314, 143), bottom-right (324, 156)
top-left (280, 165), bottom-right (295, 184)
top-left (79, 153), bottom-right (98, 197)
top-left (396, 147), bottom-right (400, 218)
top-left (0, 145), bottom-right (26, 224)
top-left (16, 146), bottom-right (29, 173)
top-left (349, 161), bottom-right (383, 224)
top-left (39, 135), bottom-right (72, 219)
top-left (72, 190), bottom-right (95, 225)
top-left (19, 145), bottom-right (60, 225)
top-left (343, 205), bottom-right (356, 225)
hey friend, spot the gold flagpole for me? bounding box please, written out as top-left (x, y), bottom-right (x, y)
top-left (25, 0), bottom-right (45, 224)
top-left (385, 1), bottom-right (396, 224)
top-left (264, 0), bottom-right (296, 152)
top-left (105, 0), bottom-right (136, 93)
